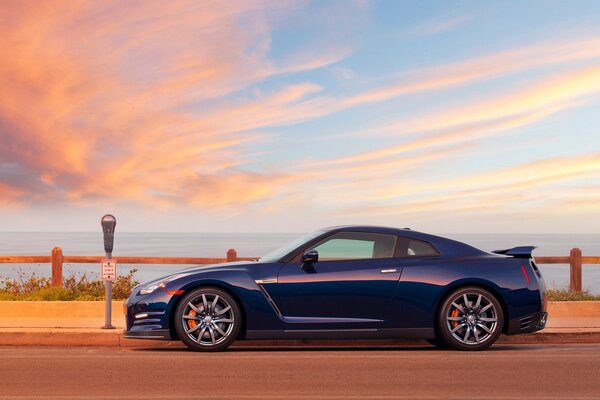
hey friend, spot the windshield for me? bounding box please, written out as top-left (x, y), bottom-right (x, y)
top-left (259, 229), bottom-right (326, 262)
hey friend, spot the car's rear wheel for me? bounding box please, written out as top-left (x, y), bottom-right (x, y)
top-left (438, 287), bottom-right (504, 351)
top-left (174, 287), bottom-right (241, 352)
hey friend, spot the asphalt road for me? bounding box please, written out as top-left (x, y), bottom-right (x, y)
top-left (0, 344), bottom-right (599, 399)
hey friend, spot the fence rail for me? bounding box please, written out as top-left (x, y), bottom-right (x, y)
top-left (0, 247), bottom-right (257, 287)
top-left (1, 247), bottom-right (599, 292)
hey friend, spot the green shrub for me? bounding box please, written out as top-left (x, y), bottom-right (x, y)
top-left (0, 268), bottom-right (139, 301)
top-left (546, 289), bottom-right (600, 301)
top-left (23, 287), bottom-right (73, 301)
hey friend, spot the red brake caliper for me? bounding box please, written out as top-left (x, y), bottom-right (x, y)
top-left (187, 309), bottom-right (198, 330)
top-left (451, 308), bottom-right (460, 328)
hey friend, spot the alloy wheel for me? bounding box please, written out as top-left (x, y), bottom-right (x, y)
top-left (182, 293), bottom-right (235, 346)
top-left (439, 287), bottom-right (504, 351)
top-left (175, 288), bottom-right (241, 351)
top-left (446, 292), bottom-right (498, 345)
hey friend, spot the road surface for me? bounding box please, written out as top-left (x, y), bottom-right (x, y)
top-left (0, 344), bottom-right (599, 399)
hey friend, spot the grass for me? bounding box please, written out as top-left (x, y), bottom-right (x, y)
top-left (0, 268), bottom-right (139, 301)
top-left (546, 289), bottom-right (600, 301)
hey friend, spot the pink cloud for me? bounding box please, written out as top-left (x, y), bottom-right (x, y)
top-left (0, 1), bottom-right (347, 209)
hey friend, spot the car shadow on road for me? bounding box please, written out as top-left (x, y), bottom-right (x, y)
top-left (127, 344), bottom-right (527, 353)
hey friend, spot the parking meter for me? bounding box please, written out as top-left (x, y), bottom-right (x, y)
top-left (101, 215), bottom-right (116, 255)
top-left (101, 214), bottom-right (117, 329)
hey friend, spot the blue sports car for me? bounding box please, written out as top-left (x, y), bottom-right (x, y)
top-left (124, 226), bottom-right (547, 351)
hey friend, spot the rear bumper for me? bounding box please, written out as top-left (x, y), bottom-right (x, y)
top-left (507, 311), bottom-right (547, 335)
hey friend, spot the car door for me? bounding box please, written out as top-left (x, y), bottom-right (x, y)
top-left (272, 231), bottom-right (402, 330)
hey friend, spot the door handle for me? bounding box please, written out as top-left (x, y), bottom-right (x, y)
top-left (380, 269), bottom-right (397, 273)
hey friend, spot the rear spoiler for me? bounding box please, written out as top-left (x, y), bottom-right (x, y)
top-left (492, 246), bottom-right (536, 258)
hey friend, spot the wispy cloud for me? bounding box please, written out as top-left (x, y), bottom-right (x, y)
top-left (199, 34), bottom-right (600, 140)
top-left (309, 64), bottom-right (600, 175)
top-left (345, 151), bottom-right (600, 216)
top-left (410, 15), bottom-right (473, 36)
top-left (410, 66), bottom-right (600, 133)
top-left (339, 36), bottom-right (600, 110)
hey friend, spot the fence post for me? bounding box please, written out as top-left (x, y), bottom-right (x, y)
top-left (569, 248), bottom-right (582, 293)
top-left (227, 249), bottom-right (237, 262)
top-left (51, 247), bottom-right (63, 287)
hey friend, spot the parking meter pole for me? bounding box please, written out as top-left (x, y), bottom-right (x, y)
top-left (101, 215), bottom-right (117, 330)
top-left (103, 250), bottom-right (114, 329)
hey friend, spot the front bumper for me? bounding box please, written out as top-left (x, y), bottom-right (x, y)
top-left (507, 311), bottom-right (548, 335)
top-left (123, 289), bottom-right (179, 341)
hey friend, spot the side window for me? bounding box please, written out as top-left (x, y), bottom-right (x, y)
top-left (397, 237), bottom-right (439, 257)
top-left (311, 232), bottom-right (397, 261)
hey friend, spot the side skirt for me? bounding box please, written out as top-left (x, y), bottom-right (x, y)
top-left (244, 328), bottom-right (434, 340)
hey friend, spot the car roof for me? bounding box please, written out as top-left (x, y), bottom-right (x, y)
top-left (323, 225), bottom-right (485, 256)
top-left (324, 225), bottom-right (404, 235)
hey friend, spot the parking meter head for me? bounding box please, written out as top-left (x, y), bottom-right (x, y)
top-left (101, 214), bottom-right (117, 254)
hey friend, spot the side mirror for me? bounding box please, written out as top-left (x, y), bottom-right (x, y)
top-left (303, 250), bottom-right (318, 263)
top-left (302, 250), bottom-right (318, 271)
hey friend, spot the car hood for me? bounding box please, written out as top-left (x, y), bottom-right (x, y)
top-left (180, 260), bottom-right (259, 274)
top-left (134, 260), bottom-right (261, 290)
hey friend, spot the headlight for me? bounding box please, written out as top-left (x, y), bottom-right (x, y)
top-left (139, 274), bottom-right (184, 295)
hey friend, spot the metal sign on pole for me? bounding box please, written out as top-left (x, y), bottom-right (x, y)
top-left (102, 259), bottom-right (117, 281)
top-left (101, 214), bottom-right (117, 329)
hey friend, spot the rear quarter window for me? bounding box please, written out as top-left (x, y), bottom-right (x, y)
top-left (396, 237), bottom-right (439, 257)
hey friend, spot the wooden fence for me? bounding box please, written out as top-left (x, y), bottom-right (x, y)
top-left (0, 248), bottom-right (257, 287)
top-left (534, 248), bottom-right (600, 292)
top-left (1, 247), bottom-right (599, 292)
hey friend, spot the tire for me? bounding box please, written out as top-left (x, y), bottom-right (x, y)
top-left (174, 287), bottom-right (241, 352)
top-left (438, 287), bottom-right (504, 351)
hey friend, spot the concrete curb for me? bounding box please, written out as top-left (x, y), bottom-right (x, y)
top-left (1, 300), bottom-right (599, 348)
top-left (0, 329), bottom-right (121, 347)
top-left (1, 329), bottom-right (599, 348)
top-left (0, 301), bottom-right (124, 318)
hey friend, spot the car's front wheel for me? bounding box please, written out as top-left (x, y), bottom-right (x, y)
top-left (174, 287), bottom-right (241, 352)
top-left (438, 287), bottom-right (504, 351)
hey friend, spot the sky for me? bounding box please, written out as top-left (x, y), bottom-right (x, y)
top-left (1, 0), bottom-right (600, 234)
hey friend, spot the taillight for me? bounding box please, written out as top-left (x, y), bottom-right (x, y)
top-left (520, 264), bottom-right (530, 284)
top-left (530, 260), bottom-right (542, 278)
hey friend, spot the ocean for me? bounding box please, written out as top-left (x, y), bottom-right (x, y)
top-left (1, 232), bottom-right (599, 293)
